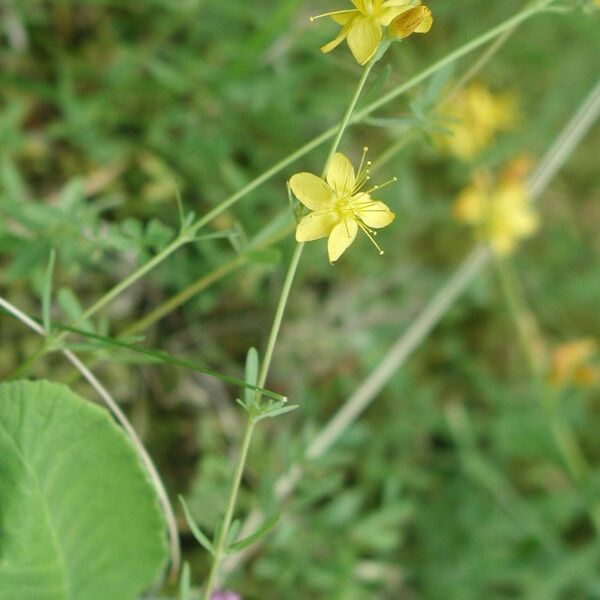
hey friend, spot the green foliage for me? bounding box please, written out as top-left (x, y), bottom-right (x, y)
top-left (0, 380), bottom-right (167, 599)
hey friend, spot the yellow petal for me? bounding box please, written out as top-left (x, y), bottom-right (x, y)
top-left (326, 152), bottom-right (356, 195)
top-left (415, 7), bottom-right (433, 33)
top-left (320, 20), bottom-right (353, 54)
top-left (295, 212), bottom-right (339, 242)
top-left (382, 0), bottom-right (417, 5)
top-left (378, 4), bottom-right (410, 27)
top-left (328, 218), bottom-right (358, 263)
top-left (332, 10), bottom-right (359, 25)
top-left (512, 209), bottom-right (539, 237)
top-left (355, 199), bottom-right (395, 228)
top-left (289, 172), bottom-right (333, 210)
top-left (347, 17), bottom-right (382, 65)
top-left (389, 6), bottom-right (432, 39)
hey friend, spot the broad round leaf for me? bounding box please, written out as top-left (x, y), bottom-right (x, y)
top-left (0, 380), bottom-right (168, 600)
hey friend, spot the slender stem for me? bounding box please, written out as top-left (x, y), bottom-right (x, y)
top-left (201, 414), bottom-right (256, 599)
top-left (323, 59), bottom-right (376, 173)
top-left (201, 53), bottom-right (377, 599)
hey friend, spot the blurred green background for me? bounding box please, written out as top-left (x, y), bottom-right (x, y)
top-left (1, 1), bottom-right (600, 598)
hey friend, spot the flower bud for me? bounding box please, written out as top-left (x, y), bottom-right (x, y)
top-left (389, 6), bottom-right (433, 40)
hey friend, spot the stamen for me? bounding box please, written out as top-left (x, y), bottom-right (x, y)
top-left (364, 176), bottom-right (397, 195)
top-left (310, 9), bottom-right (356, 22)
top-left (353, 174), bottom-right (371, 193)
top-left (357, 220), bottom-right (384, 255)
top-left (356, 146), bottom-right (369, 180)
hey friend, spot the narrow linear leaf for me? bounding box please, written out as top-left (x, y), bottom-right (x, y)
top-left (192, 228), bottom-right (240, 243)
top-left (255, 404), bottom-right (299, 422)
top-left (179, 562), bottom-right (191, 600)
top-left (175, 186), bottom-right (186, 230)
top-left (17, 313), bottom-right (285, 402)
top-left (179, 496), bottom-right (214, 556)
top-left (41, 248), bottom-right (56, 334)
top-left (227, 519), bottom-right (241, 547)
top-left (244, 347), bottom-right (259, 409)
top-left (227, 513), bottom-right (282, 554)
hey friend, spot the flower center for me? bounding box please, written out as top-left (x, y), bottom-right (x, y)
top-left (362, 0), bottom-right (375, 16)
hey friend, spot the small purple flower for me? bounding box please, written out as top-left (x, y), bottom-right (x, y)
top-left (211, 592), bottom-right (241, 600)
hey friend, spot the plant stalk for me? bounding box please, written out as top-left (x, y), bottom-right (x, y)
top-left (201, 55), bottom-right (377, 599)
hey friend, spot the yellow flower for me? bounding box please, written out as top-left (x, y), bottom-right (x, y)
top-left (438, 83), bottom-right (518, 161)
top-left (313, 1), bottom-right (432, 65)
top-left (549, 339), bottom-right (599, 388)
top-left (290, 150), bottom-right (395, 263)
top-left (453, 158), bottom-right (539, 256)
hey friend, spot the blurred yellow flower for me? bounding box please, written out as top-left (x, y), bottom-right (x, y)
top-left (290, 150), bottom-right (395, 263)
top-left (453, 158), bottom-right (539, 256)
top-left (549, 339), bottom-right (599, 388)
top-left (438, 83), bottom-right (518, 161)
top-left (313, 1), bottom-right (432, 65)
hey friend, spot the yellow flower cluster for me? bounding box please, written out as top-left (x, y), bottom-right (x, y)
top-left (438, 83), bottom-right (518, 161)
top-left (290, 2), bottom-right (434, 262)
top-left (313, 0), bottom-right (432, 65)
top-left (453, 158), bottom-right (539, 256)
top-left (549, 339), bottom-right (599, 388)
top-left (290, 151), bottom-right (395, 263)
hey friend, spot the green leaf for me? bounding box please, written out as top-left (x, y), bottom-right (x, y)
top-left (179, 496), bottom-right (215, 556)
top-left (362, 63), bottom-right (392, 106)
top-left (56, 288), bottom-right (95, 332)
top-left (0, 380), bottom-right (167, 600)
top-left (255, 403), bottom-right (299, 422)
top-left (227, 512), bottom-right (282, 554)
top-left (42, 318), bottom-right (285, 402)
top-left (244, 347), bottom-right (259, 409)
top-left (42, 248), bottom-right (56, 334)
top-left (179, 562), bottom-right (191, 600)
top-left (422, 62), bottom-right (454, 108)
top-left (175, 186), bottom-right (186, 230)
top-left (227, 519), bottom-right (241, 547)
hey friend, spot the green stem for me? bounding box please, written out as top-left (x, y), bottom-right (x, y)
top-left (201, 54), bottom-right (377, 599)
top-left (322, 58), bottom-right (377, 173)
top-left (201, 413), bottom-right (256, 600)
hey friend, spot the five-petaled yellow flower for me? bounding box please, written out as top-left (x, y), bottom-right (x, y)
top-left (313, 1), bottom-right (433, 65)
top-left (453, 157), bottom-right (539, 256)
top-left (438, 83), bottom-right (518, 161)
top-left (290, 150), bottom-right (396, 263)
